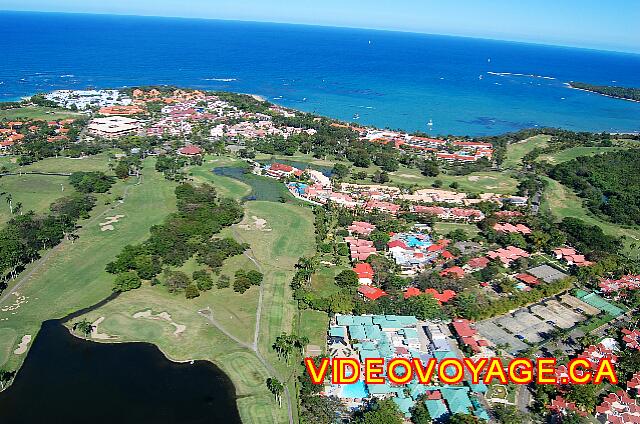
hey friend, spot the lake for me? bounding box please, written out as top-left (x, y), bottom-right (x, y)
top-left (0, 320), bottom-right (241, 424)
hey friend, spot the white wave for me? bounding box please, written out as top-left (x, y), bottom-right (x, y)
top-left (487, 71), bottom-right (555, 80)
top-left (60, 74), bottom-right (75, 78)
top-left (204, 78), bottom-right (237, 82)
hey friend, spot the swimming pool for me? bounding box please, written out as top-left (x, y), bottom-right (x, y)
top-left (340, 380), bottom-right (369, 399)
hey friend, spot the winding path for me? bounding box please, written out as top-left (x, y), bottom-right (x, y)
top-left (197, 226), bottom-right (295, 424)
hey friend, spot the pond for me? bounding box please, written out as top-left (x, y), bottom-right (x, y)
top-left (0, 320), bottom-right (241, 424)
top-left (213, 167), bottom-right (294, 202)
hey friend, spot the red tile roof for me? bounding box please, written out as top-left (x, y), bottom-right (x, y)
top-left (403, 287), bottom-right (422, 299)
top-left (353, 263), bottom-right (374, 280)
top-left (269, 162), bottom-right (294, 172)
top-left (358, 285), bottom-right (387, 300)
top-left (468, 257), bottom-right (490, 269)
top-left (178, 145), bottom-right (202, 155)
top-left (515, 273), bottom-right (541, 286)
top-left (439, 266), bottom-right (465, 279)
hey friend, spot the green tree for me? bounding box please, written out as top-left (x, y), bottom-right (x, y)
top-left (335, 269), bottom-right (360, 289)
top-left (185, 284), bottom-right (200, 299)
top-left (73, 319), bottom-right (94, 337)
top-left (0, 369), bottom-right (16, 391)
top-left (266, 377), bottom-right (284, 408)
top-left (113, 271), bottom-right (142, 292)
top-left (355, 398), bottom-right (403, 424)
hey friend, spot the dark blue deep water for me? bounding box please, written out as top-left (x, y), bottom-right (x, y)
top-left (0, 11), bottom-right (639, 135)
top-left (0, 320), bottom-right (242, 424)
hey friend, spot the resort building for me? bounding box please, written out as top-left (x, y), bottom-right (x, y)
top-left (324, 314), bottom-right (490, 420)
top-left (87, 116), bottom-right (142, 138)
top-left (553, 247), bottom-right (593, 267)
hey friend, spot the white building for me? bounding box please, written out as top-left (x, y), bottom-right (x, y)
top-left (88, 116), bottom-right (141, 139)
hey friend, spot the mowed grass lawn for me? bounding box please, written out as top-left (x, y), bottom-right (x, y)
top-left (297, 309), bottom-right (328, 354)
top-left (541, 177), bottom-right (640, 255)
top-left (502, 135), bottom-right (551, 169)
top-left (0, 106), bottom-right (86, 121)
top-left (434, 221), bottom-right (480, 238)
top-left (70, 198), bottom-right (316, 423)
top-left (0, 174), bottom-right (73, 225)
top-left (0, 157), bottom-right (177, 372)
top-left (190, 156), bottom-right (252, 200)
top-left (19, 152), bottom-right (114, 173)
top-left (537, 146), bottom-right (627, 164)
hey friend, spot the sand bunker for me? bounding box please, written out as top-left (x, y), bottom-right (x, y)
top-left (133, 309), bottom-right (186, 336)
top-left (90, 316), bottom-right (117, 340)
top-left (99, 215), bottom-right (125, 230)
top-left (238, 216), bottom-right (271, 232)
top-left (1, 292), bottom-right (29, 313)
top-left (14, 335), bottom-right (32, 355)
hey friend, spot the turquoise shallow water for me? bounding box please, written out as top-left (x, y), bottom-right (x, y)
top-left (1, 11), bottom-right (639, 135)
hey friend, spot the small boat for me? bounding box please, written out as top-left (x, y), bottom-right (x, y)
top-left (353, 113), bottom-right (360, 120)
top-left (427, 119), bottom-right (433, 127)
top-left (479, 75), bottom-right (483, 80)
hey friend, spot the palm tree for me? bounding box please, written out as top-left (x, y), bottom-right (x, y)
top-left (0, 192), bottom-right (13, 215)
top-left (0, 369), bottom-right (16, 391)
top-left (266, 378), bottom-right (284, 408)
top-left (73, 319), bottom-right (94, 337)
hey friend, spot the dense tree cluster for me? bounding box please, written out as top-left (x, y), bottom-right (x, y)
top-left (570, 81), bottom-right (640, 102)
top-left (106, 183), bottom-right (246, 293)
top-left (0, 193), bottom-right (96, 286)
top-left (550, 150), bottom-right (640, 226)
top-left (68, 171), bottom-right (115, 193)
top-left (233, 269), bottom-right (264, 293)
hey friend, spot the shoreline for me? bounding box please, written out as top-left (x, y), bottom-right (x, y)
top-left (566, 83), bottom-right (640, 104)
top-left (3, 87), bottom-right (640, 136)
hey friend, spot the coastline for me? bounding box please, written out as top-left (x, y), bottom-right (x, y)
top-left (565, 83), bottom-right (640, 104)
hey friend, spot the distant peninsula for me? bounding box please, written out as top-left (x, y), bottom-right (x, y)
top-left (568, 81), bottom-right (640, 102)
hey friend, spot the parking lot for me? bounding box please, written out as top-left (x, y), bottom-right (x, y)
top-left (475, 321), bottom-right (529, 353)
top-left (530, 300), bottom-right (586, 329)
top-left (478, 295), bottom-right (591, 351)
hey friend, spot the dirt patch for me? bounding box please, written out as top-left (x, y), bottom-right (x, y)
top-left (133, 309), bottom-right (186, 336)
top-left (91, 316), bottom-right (117, 340)
top-left (395, 173), bottom-right (420, 179)
top-left (14, 334), bottom-right (32, 355)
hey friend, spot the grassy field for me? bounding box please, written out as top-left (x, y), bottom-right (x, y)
top-left (19, 153), bottom-right (115, 173)
top-left (502, 135), bottom-right (551, 169)
top-left (541, 177), bottom-right (640, 255)
top-left (0, 157), bottom-right (177, 374)
top-left (434, 221), bottom-right (480, 238)
top-left (297, 309), bottom-right (329, 354)
top-left (65, 196), bottom-right (316, 423)
top-left (310, 266), bottom-right (342, 297)
top-left (0, 174), bottom-right (73, 225)
top-left (190, 156), bottom-right (252, 200)
top-left (537, 146), bottom-right (627, 164)
top-left (0, 106), bottom-right (86, 121)
top-left (254, 152), bottom-right (519, 194)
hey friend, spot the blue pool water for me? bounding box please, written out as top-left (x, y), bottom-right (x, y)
top-left (340, 380), bottom-right (369, 399)
top-left (1, 11), bottom-right (639, 135)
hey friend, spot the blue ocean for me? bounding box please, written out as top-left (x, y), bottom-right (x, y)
top-left (1, 11), bottom-right (639, 135)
